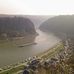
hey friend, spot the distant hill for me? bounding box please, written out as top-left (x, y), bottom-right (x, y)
top-left (39, 15), bottom-right (74, 39)
top-left (0, 15), bottom-right (36, 39)
top-left (0, 14), bottom-right (53, 28)
top-left (25, 15), bottom-right (54, 28)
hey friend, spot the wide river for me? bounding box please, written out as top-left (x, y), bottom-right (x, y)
top-left (0, 29), bottom-right (60, 67)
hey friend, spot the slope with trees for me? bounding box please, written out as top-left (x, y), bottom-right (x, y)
top-left (0, 16), bottom-right (36, 39)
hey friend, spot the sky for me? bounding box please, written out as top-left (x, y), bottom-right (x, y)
top-left (0, 0), bottom-right (74, 15)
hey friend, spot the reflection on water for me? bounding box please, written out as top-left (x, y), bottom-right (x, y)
top-left (0, 29), bottom-right (60, 67)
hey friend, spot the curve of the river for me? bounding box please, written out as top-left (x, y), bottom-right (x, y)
top-left (0, 29), bottom-right (60, 67)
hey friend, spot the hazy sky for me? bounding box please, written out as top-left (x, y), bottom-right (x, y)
top-left (0, 0), bottom-right (74, 15)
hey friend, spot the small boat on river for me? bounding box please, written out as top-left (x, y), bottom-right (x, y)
top-left (18, 42), bottom-right (37, 47)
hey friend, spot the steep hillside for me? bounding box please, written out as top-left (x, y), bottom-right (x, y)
top-left (0, 16), bottom-right (36, 39)
top-left (39, 15), bottom-right (74, 38)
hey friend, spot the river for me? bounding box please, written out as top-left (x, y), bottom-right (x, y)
top-left (0, 29), bottom-right (60, 67)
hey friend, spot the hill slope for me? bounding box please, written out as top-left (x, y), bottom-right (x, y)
top-left (39, 15), bottom-right (74, 38)
top-left (0, 16), bottom-right (36, 39)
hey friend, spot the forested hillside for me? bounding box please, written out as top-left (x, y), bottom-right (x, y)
top-left (0, 15), bottom-right (36, 39)
top-left (40, 15), bottom-right (74, 38)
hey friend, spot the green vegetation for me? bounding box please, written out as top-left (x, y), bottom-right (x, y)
top-left (0, 16), bottom-right (36, 40)
top-left (39, 15), bottom-right (74, 39)
top-left (39, 42), bottom-right (64, 59)
top-left (0, 35), bottom-right (36, 48)
top-left (0, 65), bottom-right (24, 74)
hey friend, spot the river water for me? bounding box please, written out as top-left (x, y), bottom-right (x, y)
top-left (0, 29), bottom-right (60, 67)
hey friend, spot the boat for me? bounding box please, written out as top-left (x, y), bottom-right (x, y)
top-left (18, 42), bottom-right (37, 47)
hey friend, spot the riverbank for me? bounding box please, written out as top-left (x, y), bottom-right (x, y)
top-left (0, 34), bottom-right (36, 48)
top-left (38, 41), bottom-right (63, 59)
top-left (0, 42), bottom-right (64, 74)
